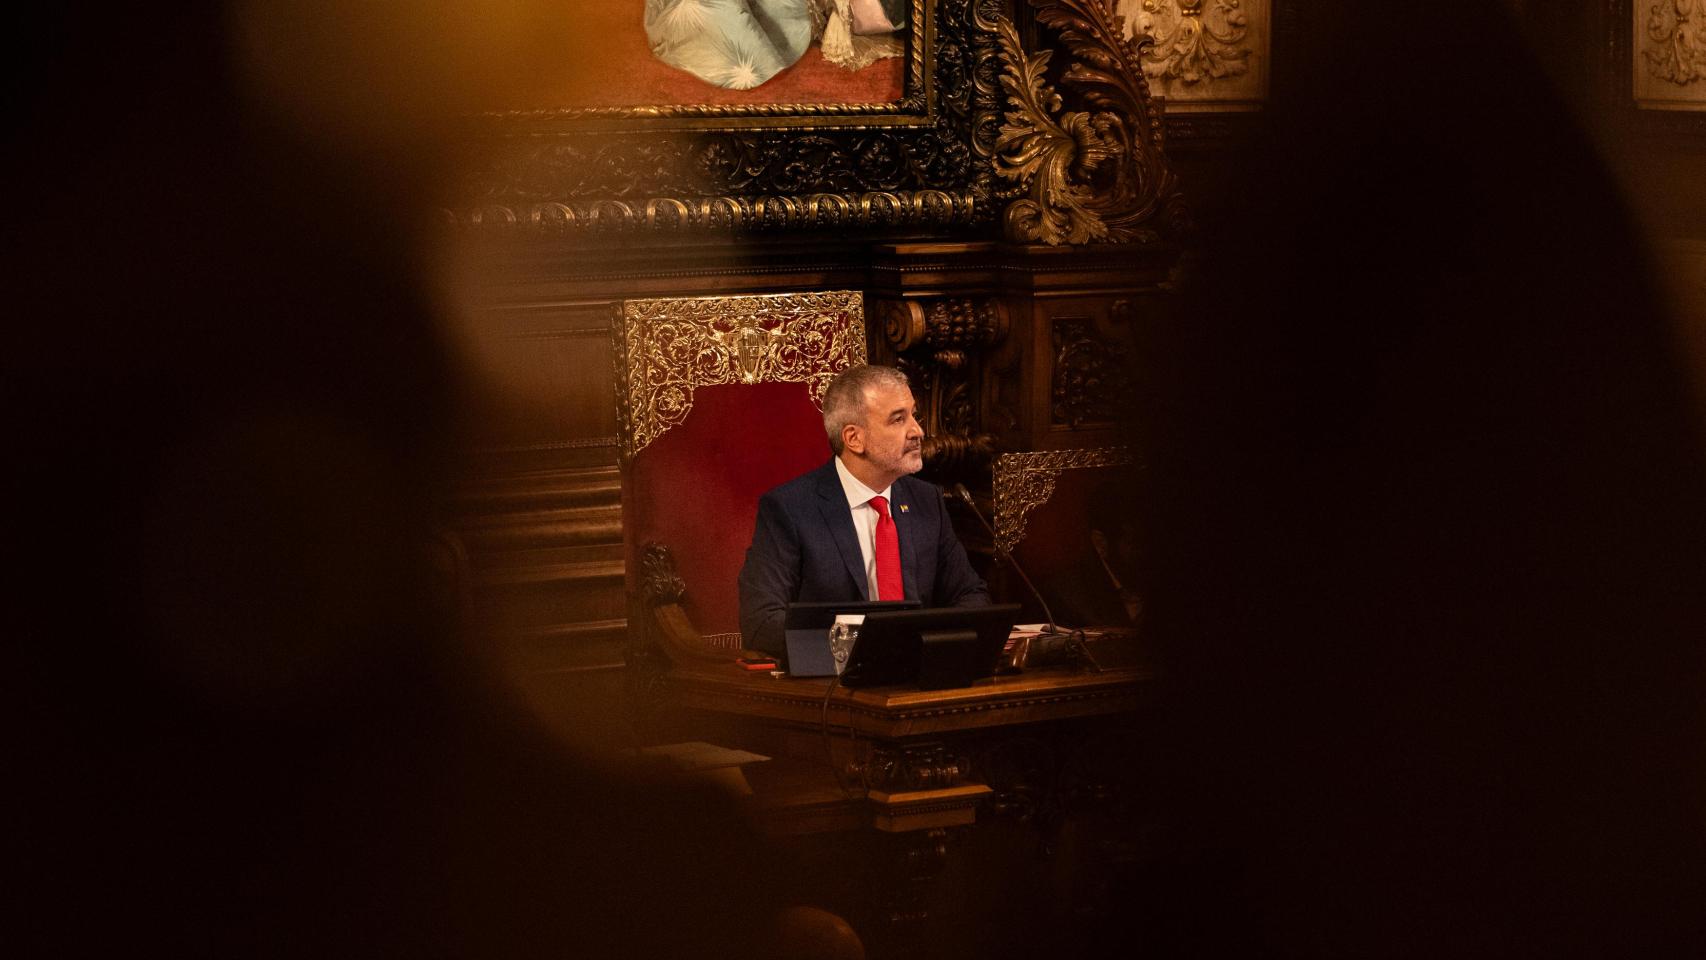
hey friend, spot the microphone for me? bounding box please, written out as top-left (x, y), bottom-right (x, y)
top-left (950, 482), bottom-right (1063, 637)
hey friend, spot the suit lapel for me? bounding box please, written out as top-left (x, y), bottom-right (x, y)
top-left (814, 461), bottom-right (870, 600)
top-left (892, 479), bottom-right (922, 602)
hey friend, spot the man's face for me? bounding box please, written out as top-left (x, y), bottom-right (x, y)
top-left (854, 382), bottom-right (924, 484)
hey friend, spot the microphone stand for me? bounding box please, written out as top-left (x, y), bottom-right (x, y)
top-left (951, 483), bottom-right (1099, 671)
top-left (951, 482), bottom-right (1061, 635)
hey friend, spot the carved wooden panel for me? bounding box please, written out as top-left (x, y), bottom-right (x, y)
top-left (456, 301), bottom-right (621, 468)
top-left (1050, 314), bottom-right (1135, 428)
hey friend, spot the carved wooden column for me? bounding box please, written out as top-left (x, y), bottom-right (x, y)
top-left (867, 243), bottom-right (1010, 491)
top-left (988, 243), bottom-right (1176, 454)
top-left (977, 0), bottom-right (1190, 454)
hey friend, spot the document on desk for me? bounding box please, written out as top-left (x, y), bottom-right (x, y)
top-left (1007, 625), bottom-right (1108, 652)
top-left (1007, 625), bottom-right (1045, 652)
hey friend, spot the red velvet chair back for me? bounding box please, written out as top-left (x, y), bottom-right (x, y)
top-left (614, 291), bottom-right (867, 649)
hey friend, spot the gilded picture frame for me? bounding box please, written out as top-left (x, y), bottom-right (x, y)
top-left (453, 0), bottom-right (1005, 237)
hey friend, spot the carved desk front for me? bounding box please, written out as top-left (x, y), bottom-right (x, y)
top-left (659, 647), bottom-right (1153, 834)
top-left (657, 647), bottom-right (1155, 958)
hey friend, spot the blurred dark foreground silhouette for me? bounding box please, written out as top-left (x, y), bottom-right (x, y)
top-left (1128, 2), bottom-right (1706, 956)
top-left (7, 5), bottom-right (792, 958)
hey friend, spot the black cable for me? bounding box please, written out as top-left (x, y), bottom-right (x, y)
top-left (951, 483), bottom-right (1064, 636)
top-left (821, 671), bottom-right (860, 802)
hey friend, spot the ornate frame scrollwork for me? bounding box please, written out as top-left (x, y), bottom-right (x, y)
top-left (613, 290), bottom-right (868, 458)
top-left (991, 0), bottom-right (1188, 245)
top-left (452, 0), bottom-right (1008, 237)
top-left (1606, 0), bottom-right (1706, 136)
top-left (991, 446), bottom-right (1133, 554)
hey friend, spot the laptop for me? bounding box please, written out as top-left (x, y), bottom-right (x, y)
top-left (782, 599), bottom-right (919, 677)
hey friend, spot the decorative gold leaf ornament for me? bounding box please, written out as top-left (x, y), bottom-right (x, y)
top-left (613, 290), bottom-right (868, 457)
top-left (1135, 0), bottom-right (1252, 86)
top-left (1643, 0), bottom-right (1706, 85)
top-left (992, 0), bottom-right (1185, 246)
top-left (992, 446), bottom-right (1133, 554)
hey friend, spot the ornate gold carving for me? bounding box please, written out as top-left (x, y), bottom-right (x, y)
top-left (613, 290), bottom-right (867, 457)
top-left (991, 3), bottom-right (1185, 245)
top-left (1643, 0), bottom-right (1706, 85)
top-left (454, 192), bottom-right (981, 235)
top-left (991, 446), bottom-right (1133, 555)
top-left (878, 300), bottom-right (929, 353)
top-left (1132, 0), bottom-right (1252, 86)
top-left (883, 296), bottom-right (1009, 362)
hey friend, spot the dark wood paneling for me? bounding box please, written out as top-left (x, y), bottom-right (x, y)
top-left (457, 301), bottom-right (619, 461)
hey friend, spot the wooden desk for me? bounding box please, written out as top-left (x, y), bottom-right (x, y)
top-left (661, 639), bottom-right (1149, 803)
top-left (669, 661), bottom-right (1147, 740)
top-left (652, 644), bottom-right (1154, 958)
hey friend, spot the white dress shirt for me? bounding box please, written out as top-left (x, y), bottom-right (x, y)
top-left (833, 456), bottom-right (895, 601)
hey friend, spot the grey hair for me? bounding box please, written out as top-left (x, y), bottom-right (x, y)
top-left (822, 364), bottom-right (909, 455)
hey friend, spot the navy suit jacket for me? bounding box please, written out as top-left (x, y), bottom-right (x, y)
top-left (738, 459), bottom-right (990, 656)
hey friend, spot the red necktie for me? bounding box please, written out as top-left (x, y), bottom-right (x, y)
top-left (870, 495), bottom-right (903, 602)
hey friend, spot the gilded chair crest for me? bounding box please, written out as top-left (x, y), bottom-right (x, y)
top-left (613, 290), bottom-right (868, 459)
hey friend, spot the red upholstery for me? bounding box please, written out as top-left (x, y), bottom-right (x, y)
top-left (625, 381), bottom-right (832, 637)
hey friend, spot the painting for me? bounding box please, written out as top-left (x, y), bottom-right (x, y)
top-left (1632, 0), bottom-right (1706, 111)
top-left (631, 0), bottom-right (907, 105)
top-left (498, 0), bottom-right (928, 120)
top-left (456, 0), bottom-right (1005, 237)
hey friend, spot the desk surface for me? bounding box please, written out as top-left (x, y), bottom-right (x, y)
top-left (666, 655), bottom-right (1152, 740)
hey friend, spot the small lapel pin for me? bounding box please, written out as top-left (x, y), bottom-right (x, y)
top-left (899, 504), bottom-right (909, 513)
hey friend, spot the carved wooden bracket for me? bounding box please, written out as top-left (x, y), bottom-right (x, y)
top-left (639, 541), bottom-right (687, 607)
top-left (630, 541), bottom-right (743, 668)
top-left (874, 295), bottom-right (1010, 480)
top-left (991, 445), bottom-right (1133, 555)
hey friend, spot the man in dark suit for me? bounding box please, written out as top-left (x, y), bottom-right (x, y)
top-left (738, 365), bottom-right (989, 657)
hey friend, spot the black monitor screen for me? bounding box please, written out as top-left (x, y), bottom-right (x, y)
top-left (780, 599), bottom-right (920, 675)
top-left (783, 599), bottom-right (920, 631)
top-left (841, 603), bottom-right (1022, 690)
